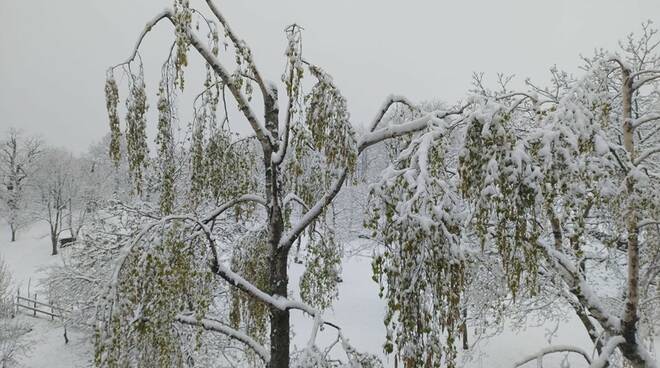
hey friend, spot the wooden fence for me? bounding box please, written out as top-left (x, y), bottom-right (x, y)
top-left (14, 289), bottom-right (69, 321)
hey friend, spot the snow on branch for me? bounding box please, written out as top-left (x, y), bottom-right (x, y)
top-left (633, 145), bottom-right (660, 165)
top-left (541, 242), bottom-right (622, 333)
top-left (108, 6), bottom-right (274, 147)
top-left (279, 105), bottom-right (467, 251)
top-left (588, 336), bottom-right (625, 368)
top-left (367, 94), bottom-right (417, 132)
top-left (175, 313), bottom-right (270, 362)
top-left (202, 194), bottom-right (267, 224)
top-left (107, 9), bottom-right (173, 74)
top-left (360, 105), bottom-right (468, 150)
top-left (512, 345), bottom-right (592, 368)
top-left (181, 23), bottom-right (273, 147)
top-left (632, 112), bottom-right (660, 129)
top-left (278, 170), bottom-right (349, 250)
top-left (203, 0), bottom-right (274, 100)
top-left (633, 71), bottom-right (660, 91)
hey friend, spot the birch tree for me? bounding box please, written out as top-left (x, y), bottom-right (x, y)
top-left (97, 1), bottom-right (464, 367)
top-left (368, 24), bottom-right (660, 368)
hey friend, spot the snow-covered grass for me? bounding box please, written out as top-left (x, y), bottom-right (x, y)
top-left (0, 223), bottom-right (91, 368)
top-left (1, 224), bottom-right (656, 367)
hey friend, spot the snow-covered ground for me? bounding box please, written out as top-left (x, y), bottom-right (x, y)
top-left (0, 223), bottom-right (92, 368)
top-left (1, 223), bottom-right (657, 367)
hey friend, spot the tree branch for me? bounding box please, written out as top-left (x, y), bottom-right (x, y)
top-left (108, 10), bottom-right (172, 74)
top-left (633, 145), bottom-right (660, 165)
top-left (589, 336), bottom-right (625, 368)
top-left (175, 313), bottom-right (270, 363)
top-left (368, 95), bottom-right (417, 132)
top-left (203, 0), bottom-right (274, 100)
top-left (512, 345), bottom-right (592, 368)
top-left (632, 112), bottom-right (660, 129)
top-left (202, 194), bottom-right (267, 224)
top-left (181, 22), bottom-right (272, 148)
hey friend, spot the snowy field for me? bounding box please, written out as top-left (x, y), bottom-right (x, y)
top-left (0, 223), bottom-right (92, 367)
top-left (3, 223), bottom-right (656, 367)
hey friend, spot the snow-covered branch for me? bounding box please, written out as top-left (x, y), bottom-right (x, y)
top-left (279, 105), bottom-right (466, 251)
top-left (202, 194), bottom-right (267, 224)
top-left (107, 10), bottom-right (172, 73)
top-left (203, 0), bottom-right (273, 101)
top-left (368, 94), bottom-right (417, 132)
top-left (512, 345), bottom-right (592, 368)
top-left (181, 22), bottom-right (272, 147)
top-left (360, 106), bottom-right (467, 150)
top-left (632, 112), bottom-right (660, 129)
top-left (542, 243), bottom-right (622, 333)
top-left (588, 336), bottom-right (625, 368)
top-left (633, 145), bottom-right (660, 165)
top-left (633, 71), bottom-right (660, 90)
top-left (175, 313), bottom-right (270, 363)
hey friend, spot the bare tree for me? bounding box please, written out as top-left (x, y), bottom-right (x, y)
top-left (0, 129), bottom-right (41, 242)
top-left (33, 149), bottom-right (77, 256)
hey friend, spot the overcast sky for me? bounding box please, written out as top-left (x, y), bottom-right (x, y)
top-left (1, 0), bottom-right (660, 153)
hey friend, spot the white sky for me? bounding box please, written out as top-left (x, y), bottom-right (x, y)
top-left (1, 0), bottom-right (660, 153)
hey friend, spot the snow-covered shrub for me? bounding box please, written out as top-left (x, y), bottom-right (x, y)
top-left (0, 256), bottom-right (31, 367)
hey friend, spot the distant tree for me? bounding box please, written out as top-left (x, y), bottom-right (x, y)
top-left (0, 129), bottom-right (41, 242)
top-left (33, 149), bottom-right (78, 255)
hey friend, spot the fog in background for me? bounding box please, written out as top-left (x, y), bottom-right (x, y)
top-left (2, 0), bottom-right (659, 152)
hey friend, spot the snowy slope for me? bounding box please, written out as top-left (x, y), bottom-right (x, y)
top-left (0, 223), bottom-right (92, 368)
top-left (1, 224), bottom-right (657, 367)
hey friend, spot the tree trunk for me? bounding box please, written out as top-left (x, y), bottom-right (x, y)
top-left (50, 232), bottom-right (58, 255)
top-left (10, 225), bottom-right (16, 242)
top-left (619, 66), bottom-right (647, 368)
top-left (461, 308), bottom-right (468, 350)
top-left (263, 85), bottom-right (289, 368)
top-left (269, 247), bottom-right (290, 368)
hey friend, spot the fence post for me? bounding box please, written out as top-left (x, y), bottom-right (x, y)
top-left (33, 293), bottom-right (37, 317)
top-left (13, 289), bottom-right (19, 318)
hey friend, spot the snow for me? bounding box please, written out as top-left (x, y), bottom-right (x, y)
top-left (0, 223), bottom-right (92, 367)
top-left (13, 316), bottom-right (91, 368)
top-left (2, 224), bottom-right (658, 367)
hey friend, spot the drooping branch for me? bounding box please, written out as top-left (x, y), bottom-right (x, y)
top-left (541, 243), bottom-right (622, 333)
top-left (109, 7), bottom-right (273, 148)
top-left (180, 22), bottom-right (273, 147)
top-left (368, 94), bottom-right (417, 132)
top-left (202, 194), bottom-right (267, 224)
top-left (278, 105), bottom-right (468, 251)
top-left (108, 10), bottom-right (173, 74)
top-left (633, 145), bottom-right (660, 165)
top-left (361, 106), bottom-right (469, 150)
top-left (512, 345), bottom-right (592, 368)
top-left (632, 112), bottom-right (660, 129)
top-left (203, 0), bottom-right (273, 100)
top-left (175, 313), bottom-right (270, 363)
top-left (589, 336), bottom-right (625, 368)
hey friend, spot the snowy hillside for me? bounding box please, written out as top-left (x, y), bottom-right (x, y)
top-left (3, 224), bottom-right (656, 367)
top-left (0, 224), bottom-right (91, 367)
